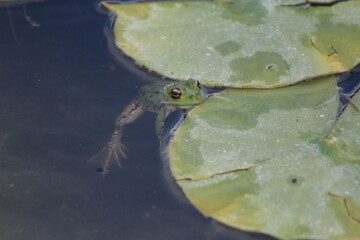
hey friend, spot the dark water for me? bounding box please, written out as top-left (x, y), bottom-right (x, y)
top-left (1, 1), bottom-right (359, 240)
top-left (0, 1), bottom-right (275, 239)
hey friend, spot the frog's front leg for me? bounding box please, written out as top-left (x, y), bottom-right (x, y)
top-left (155, 106), bottom-right (175, 142)
top-left (90, 99), bottom-right (145, 175)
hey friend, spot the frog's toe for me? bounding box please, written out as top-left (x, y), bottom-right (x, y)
top-left (113, 139), bottom-right (128, 159)
top-left (112, 151), bottom-right (120, 166)
top-left (89, 128), bottom-right (128, 175)
top-left (88, 145), bottom-right (126, 175)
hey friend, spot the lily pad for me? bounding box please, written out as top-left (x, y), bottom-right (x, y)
top-left (103, 0), bottom-right (360, 88)
top-left (169, 77), bottom-right (360, 239)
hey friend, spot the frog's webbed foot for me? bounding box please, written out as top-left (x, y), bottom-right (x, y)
top-left (89, 128), bottom-right (127, 175)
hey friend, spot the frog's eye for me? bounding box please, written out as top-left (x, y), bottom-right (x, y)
top-left (170, 88), bottom-right (182, 99)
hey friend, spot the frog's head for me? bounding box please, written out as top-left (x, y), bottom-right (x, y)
top-left (164, 79), bottom-right (206, 106)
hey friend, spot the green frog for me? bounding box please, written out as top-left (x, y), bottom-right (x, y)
top-left (92, 79), bottom-right (206, 175)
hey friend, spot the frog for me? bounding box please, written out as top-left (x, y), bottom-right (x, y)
top-left (91, 79), bottom-right (206, 175)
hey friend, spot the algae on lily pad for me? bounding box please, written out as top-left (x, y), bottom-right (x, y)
top-left (169, 77), bottom-right (360, 239)
top-left (103, 0), bottom-right (360, 88)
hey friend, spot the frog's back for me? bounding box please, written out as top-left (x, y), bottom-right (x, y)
top-left (137, 82), bottom-right (168, 110)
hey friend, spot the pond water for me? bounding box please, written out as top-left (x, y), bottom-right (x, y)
top-left (0, 0), bottom-right (276, 239)
top-left (1, 1), bottom-right (359, 240)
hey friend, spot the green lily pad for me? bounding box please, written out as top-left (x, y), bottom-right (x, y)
top-left (103, 0), bottom-right (360, 88)
top-left (169, 77), bottom-right (360, 239)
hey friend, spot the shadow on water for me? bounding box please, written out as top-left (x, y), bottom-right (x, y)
top-left (0, 0), bottom-right (275, 239)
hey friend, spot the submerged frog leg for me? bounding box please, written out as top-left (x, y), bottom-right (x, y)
top-left (90, 100), bottom-right (145, 175)
top-left (155, 106), bottom-right (175, 142)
